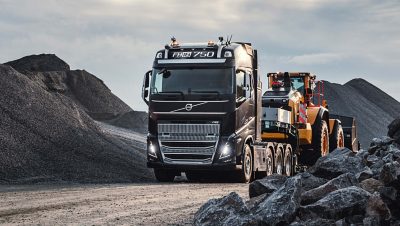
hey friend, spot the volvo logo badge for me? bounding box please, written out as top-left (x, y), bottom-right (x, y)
top-left (185, 104), bottom-right (193, 111)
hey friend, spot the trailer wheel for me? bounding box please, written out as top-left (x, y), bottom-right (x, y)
top-left (275, 144), bottom-right (284, 175)
top-left (313, 119), bottom-right (329, 158)
top-left (329, 123), bottom-right (344, 151)
top-left (154, 169), bottom-right (176, 182)
top-left (266, 146), bottom-right (274, 176)
top-left (284, 144), bottom-right (294, 176)
top-left (238, 144), bottom-right (252, 183)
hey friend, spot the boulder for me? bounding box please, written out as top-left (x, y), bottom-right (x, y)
top-left (301, 173), bottom-right (359, 205)
top-left (365, 192), bottom-right (391, 222)
top-left (366, 155), bottom-right (380, 166)
top-left (308, 148), bottom-right (365, 180)
top-left (299, 186), bottom-right (371, 220)
top-left (193, 192), bottom-right (256, 226)
top-left (360, 178), bottom-right (384, 194)
top-left (297, 172), bottom-right (328, 191)
top-left (370, 160), bottom-right (385, 179)
top-left (379, 162), bottom-right (400, 187)
top-left (356, 166), bottom-right (374, 182)
top-left (248, 174), bottom-right (287, 198)
top-left (253, 175), bottom-right (303, 225)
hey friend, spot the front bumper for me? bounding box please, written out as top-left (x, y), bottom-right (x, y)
top-left (147, 161), bottom-right (241, 171)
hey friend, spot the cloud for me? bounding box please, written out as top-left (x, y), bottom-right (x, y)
top-left (284, 53), bottom-right (344, 65)
top-left (0, 0), bottom-right (399, 111)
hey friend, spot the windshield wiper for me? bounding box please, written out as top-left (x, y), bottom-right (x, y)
top-left (158, 91), bottom-right (184, 96)
top-left (191, 90), bottom-right (220, 95)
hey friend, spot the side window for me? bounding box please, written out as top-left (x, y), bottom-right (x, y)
top-left (245, 73), bottom-right (252, 98)
top-left (236, 71), bottom-right (245, 100)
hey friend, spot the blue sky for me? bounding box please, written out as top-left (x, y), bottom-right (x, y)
top-left (1, 0), bottom-right (399, 111)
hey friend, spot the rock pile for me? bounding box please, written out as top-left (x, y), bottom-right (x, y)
top-left (194, 118), bottom-right (400, 226)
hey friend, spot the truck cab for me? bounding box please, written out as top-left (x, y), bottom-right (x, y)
top-left (142, 38), bottom-right (261, 182)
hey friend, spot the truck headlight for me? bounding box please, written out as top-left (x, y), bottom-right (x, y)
top-left (220, 144), bottom-right (231, 159)
top-left (148, 143), bottom-right (157, 158)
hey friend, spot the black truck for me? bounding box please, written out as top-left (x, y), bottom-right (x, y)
top-left (142, 38), bottom-right (262, 182)
top-left (141, 38), bottom-right (359, 183)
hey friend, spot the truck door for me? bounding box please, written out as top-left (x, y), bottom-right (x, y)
top-left (236, 70), bottom-right (255, 134)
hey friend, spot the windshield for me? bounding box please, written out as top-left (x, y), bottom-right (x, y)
top-left (150, 68), bottom-right (233, 95)
top-left (291, 77), bottom-right (305, 94)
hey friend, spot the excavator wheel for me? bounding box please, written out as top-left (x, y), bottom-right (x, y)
top-left (237, 144), bottom-right (253, 183)
top-left (275, 144), bottom-right (285, 175)
top-left (330, 123), bottom-right (345, 151)
top-left (283, 144), bottom-right (294, 176)
top-left (310, 118), bottom-right (330, 164)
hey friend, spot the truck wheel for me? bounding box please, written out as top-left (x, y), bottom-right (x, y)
top-left (312, 119), bottom-right (330, 159)
top-left (255, 145), bottom-right (274, 179)
top-left (238, 144), bottom-right (253, 183)
top-left (275, 144), bottom-right (284, 175)
top-left (266, 146), bottom-right (274, 176)
top-left (154, 169), bottom-right (176, 182)
top-left (284, 144), bottom-right (293, 176)
top-left (329, 123), bottom-right (344, 151)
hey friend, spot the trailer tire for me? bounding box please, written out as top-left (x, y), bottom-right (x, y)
top-left (330, 123), bottom-right (344, 151)
top-left (312, 119), bottom-right (330, 162)
top-left (275, 144), bottom-right (284, 175)
top-left (238, 144), bottom-right (253, 183)
top-left (284, 144), bottom-right (294, 176)
top-left (266, 146), bottom-right (274, 176)
top-left (154, 169), bottom-right (176, 182)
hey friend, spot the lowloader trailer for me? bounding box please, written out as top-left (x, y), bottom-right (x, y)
top-left (142, 38), bottom-right (358, 183)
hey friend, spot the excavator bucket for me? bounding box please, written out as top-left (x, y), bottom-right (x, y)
top-left (330, 114), bottom-right (360, 152)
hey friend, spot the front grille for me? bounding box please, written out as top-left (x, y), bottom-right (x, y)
top-left (157, 123), bottom-right (220, 164)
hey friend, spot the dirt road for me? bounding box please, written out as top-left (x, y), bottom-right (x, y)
top-left (0, 183), bottom-right (248, 225)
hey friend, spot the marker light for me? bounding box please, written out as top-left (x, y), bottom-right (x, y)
top-left (224, 51), bottom-right (233, 58)
top-left (208, 40), bottom-right (215, 46)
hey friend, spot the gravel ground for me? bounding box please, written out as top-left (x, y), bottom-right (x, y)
top-left (0, 183), bottom-right (248, 225)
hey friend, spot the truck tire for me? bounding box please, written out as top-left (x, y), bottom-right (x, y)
top-left (329, 123), bottom-right (344, 151)
top-left (312, 119), bottom-right (330, 160)
top-left (275, 144), bottom-right (284, 175)
top-left (284, 144), bottom-right (294, 176)
top-left (238, 144), bottom-right (253, 183)
top-left (154, 169), bottom-right (176, 182)
top-left (254, 145), bottom-right (274, 179)
top-left (266, 146), bottom-right (274, 176)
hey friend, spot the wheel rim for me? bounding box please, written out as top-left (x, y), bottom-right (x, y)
top-left (322, 129), bottom-right (329, 156)
top-left (284, 151), bottom-right (292, 176)
top-left (266, 150), bottom-right (273, 175)
top-left (245, 153), bottom-right (251, 177)
top-left (276, 152), bottom-right (283, 175)
top-left (338, 132), bottom-right (344, 148)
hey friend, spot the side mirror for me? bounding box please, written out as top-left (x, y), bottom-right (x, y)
top-left (142, 70), bottom-right (152, 105)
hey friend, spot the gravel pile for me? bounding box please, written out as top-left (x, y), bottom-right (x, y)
top-left (5, 54), bottom-right (132, 120)
top-left (324, 79), bottom-right (400, 148)
top-left (0, 55), bottom-right (153, 183)
top-left (194, 118), bottom-right (400, 226)
top-left (105, 111), bottom-right (148, 134)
